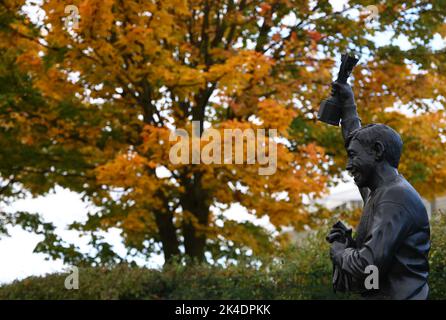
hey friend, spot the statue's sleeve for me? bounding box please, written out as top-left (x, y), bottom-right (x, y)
top-left (340, 116), bottom-right (361, 142)
top-left (332, 201), bottom-right (413, 281)
top-left (340, 112), bottom-right (370, 202)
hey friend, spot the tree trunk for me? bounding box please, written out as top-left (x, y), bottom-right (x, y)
top-left (180, 171), bottom-right (209, 262)
top-left (154, 211), bottom-right (180, 262)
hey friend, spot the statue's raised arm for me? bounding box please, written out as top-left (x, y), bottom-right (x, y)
top-left (318, 53), bottom-right (369, 201)
top-left (331, 81), bottom-right (370, 202)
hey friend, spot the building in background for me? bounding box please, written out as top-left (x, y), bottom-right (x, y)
top-left (318, 187), bottom-right (445, 218)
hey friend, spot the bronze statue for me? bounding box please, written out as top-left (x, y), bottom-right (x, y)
top-left (321, 55), bottom-right (431, 300)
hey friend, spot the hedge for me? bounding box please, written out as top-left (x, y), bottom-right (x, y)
top-left (1, 213), bottom-right (445, 300)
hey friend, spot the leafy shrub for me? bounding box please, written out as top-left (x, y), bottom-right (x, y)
top-left (0, 229), bottom-right (340, 300)
top-left (429, 211), bottom-right (446, 299)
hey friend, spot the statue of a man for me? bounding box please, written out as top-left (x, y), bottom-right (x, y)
top-left (327, 81), bottom-right (430, 300)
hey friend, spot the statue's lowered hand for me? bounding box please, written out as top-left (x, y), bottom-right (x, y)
top-left (326, 221), bottom-right (354, 247)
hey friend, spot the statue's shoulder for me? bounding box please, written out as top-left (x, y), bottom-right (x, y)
top-left (377, 175), bottom-right (428, 222)
top-left (378, 175), bottom-right (417, 199)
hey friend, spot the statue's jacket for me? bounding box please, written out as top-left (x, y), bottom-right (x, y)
top-left (332, 174), bottom-right (431, 299)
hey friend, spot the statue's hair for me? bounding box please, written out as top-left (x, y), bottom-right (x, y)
top-left (345, 123), bottom-right (403, 168)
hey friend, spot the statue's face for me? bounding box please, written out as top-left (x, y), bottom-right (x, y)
top-left (346, 139), bottom-right (376, 188)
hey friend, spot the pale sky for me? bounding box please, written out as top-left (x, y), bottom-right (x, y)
top-left (1, 0), bottom-right (444, 285)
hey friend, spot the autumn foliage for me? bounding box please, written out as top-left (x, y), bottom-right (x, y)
top-left (0, 0), bottom-right (445, 265)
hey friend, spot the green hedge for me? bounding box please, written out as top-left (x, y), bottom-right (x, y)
top-left (429, 211), bottom-right (446, 299)
top-left (1, 213), bottom-right (445, 300)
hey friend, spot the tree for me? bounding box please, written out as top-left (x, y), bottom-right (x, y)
top-left (1, 0), bottom-right (445, 265)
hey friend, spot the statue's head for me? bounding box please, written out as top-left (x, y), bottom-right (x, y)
top-left (345, 124), bottom-right (403, 188)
